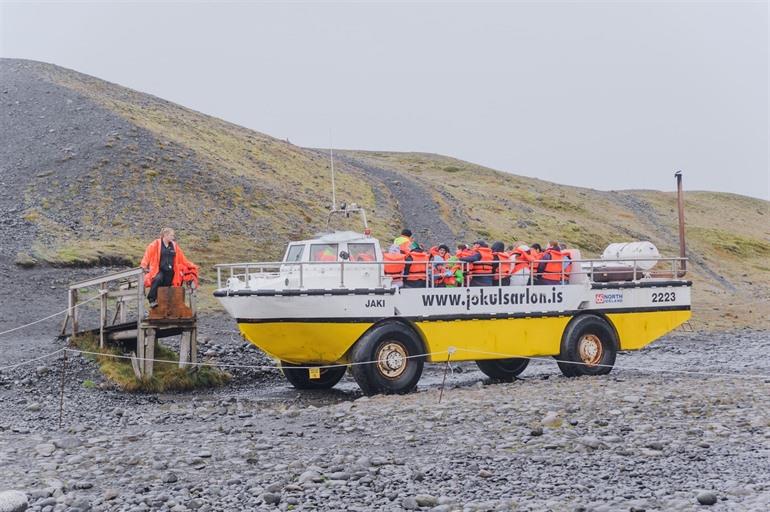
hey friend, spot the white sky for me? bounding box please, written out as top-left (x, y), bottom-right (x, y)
top-left (1, 1), bottom-right (768, 199)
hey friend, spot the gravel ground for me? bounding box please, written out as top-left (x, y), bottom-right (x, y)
top-left (1, 323), bottom-right (769, 512)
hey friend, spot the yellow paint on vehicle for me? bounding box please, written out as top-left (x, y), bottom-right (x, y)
top-left (237, 309), bottom-right (691, 364)
top-left (238, 322), bottom-right (373, 364)
top-left (415, 316), bottom-right (571, 362)
top-left (608, 309), bottom-right (691, 350)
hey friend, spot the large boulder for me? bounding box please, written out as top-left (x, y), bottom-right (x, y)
top-left (0, 491), bottom-right (28, 512)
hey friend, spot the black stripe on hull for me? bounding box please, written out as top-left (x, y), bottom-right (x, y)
top-left (235, 305), bottom-right (691, 324)
top-left (215, 287), bottom-right (397, 298)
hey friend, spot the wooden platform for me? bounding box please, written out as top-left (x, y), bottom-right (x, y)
top-left (61, 268), bottom-right (198, 378)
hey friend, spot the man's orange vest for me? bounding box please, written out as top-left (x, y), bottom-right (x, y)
top-left (471, 247), bottom-right (494, 276)
top-left (493, 251), bottom-right (513, 277)
top-left (406, 251), bottom-right (429, 281)
top-left (383, 252), bottom-right (406, 281)
top-left (512, 248), bottom-right (533, 273)
top-left (540, 248), bottom-right (570, 282)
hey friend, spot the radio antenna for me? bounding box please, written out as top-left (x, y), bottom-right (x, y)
top-left (329, 130), bottom-right (337, 211)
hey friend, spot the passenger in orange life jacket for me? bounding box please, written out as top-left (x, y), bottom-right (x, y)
top-left (490, 241), bottom-right (512, 286)
top-left (536, 240), bottom-right (568, 285)
top-left (382, 245), bottom-right (407, 288)
top-left (393, 229), bottom-right (415, 254)
top-left (510, 243), bottom-right (535, 286)
top-left (459, 240), bottom-right (495, 287)
top-left (403, 245), bottom-right (429, 288)
top-left (429, 244), bottom-right (450, 287)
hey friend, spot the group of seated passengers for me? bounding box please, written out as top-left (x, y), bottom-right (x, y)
top-left (384, 229), bottom-right (574, 288)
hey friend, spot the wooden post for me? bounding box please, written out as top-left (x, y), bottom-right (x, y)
top-left (99, 283), bottom-right (107, 348)
top-left (144, 328), bottom-right (156, 378)
top-left (61, 289), bottom-right (73, 337)
top-left (179, 331), bottom-right (191, 369)
top-left (130, 352), bottom-right (142, 379)
top-left (136, 272), bottom-right (145, 372)
top-left (72, 289), bottom-right (79, 335)
top-left (190, 325), bottom-right (197, 367)
top-left (119, 297), bottom-right (127, 323)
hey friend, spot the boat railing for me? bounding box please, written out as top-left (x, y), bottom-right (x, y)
top-left (214, 256), bottom-right (688, 290)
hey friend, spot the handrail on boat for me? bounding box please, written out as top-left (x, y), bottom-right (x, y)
top-left (214, 257), bottom-right (688, 290)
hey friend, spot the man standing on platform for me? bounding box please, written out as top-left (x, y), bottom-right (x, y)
top-left (140, 227), bottom-right (198, 308)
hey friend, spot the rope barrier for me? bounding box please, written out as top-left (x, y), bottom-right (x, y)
top-left (0, 297), bottom-right (766, 381)
top-left (455, 347), bottom-right (770, 381)
top-left (1, 344), bottom-right (768, 381)
top-left (0, 348), bottom-right (65, 372)
top-left (0, 292), bottom-right (104, 338)
top-left (63, 348), bottom-right (447, 371)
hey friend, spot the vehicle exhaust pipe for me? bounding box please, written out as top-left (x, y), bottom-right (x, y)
top-left (675, 171), bottom-right (687, 277)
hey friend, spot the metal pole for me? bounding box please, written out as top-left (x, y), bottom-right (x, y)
top-left (330, 141), bottom-right (337, 210)
top-left (675, 171), bottom-right (687, 276)
top-left (58, 350), bottom-right (67, 429)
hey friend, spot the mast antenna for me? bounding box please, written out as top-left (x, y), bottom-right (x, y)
top-left (329, 130), bottom-right (337, 211)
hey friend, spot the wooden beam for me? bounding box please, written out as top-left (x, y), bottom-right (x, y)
top-left (69, 267), bottom-right (143, 290)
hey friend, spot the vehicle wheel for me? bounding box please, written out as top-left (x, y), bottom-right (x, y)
top-left (557, 315), bottom-right (617, 377)
top-left (281, 362), bottom-right (347, 390)
top-left (476, 358), bottom-right (529, 382)
top-left (350, 321), bottom-right (425, 396)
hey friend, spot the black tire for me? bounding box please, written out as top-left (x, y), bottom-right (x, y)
top-left (281, 362), bottom-right (347, 390)
top-left (557, 315), bottom-right (617, 377)
top-left (350, 321), bottom-right (425, 396)
top-left (476, 358), bottom-right (529, 382)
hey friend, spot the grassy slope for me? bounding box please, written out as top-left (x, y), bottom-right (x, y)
top-left (342, 151), bottom-right (770, 330)
top-left (30, 63), bottom-right (401, 270)
top-left (19, 62), bottom-right (769, 330)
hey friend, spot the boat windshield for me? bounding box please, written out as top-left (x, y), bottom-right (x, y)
top-left (285, 244), bottom-right (304, 263)
top-left (348, 243), bottom-right (376, 262)
top-left (310, 243), bottom-right (338, 262)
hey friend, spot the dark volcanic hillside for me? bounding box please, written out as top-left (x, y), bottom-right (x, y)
top-left (1, 58), bottom-right (768, 329)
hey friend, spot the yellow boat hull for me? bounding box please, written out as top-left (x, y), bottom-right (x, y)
top-left (238, 308), bottom-right (691, 364)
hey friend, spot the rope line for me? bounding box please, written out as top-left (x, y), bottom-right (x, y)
top-left (0, 292), bottom-right (104, 338)
top-left (0, 348), bottom-right (65, 371)
top-left (1, 345), bottom-right (769, 381)
top-left (65, 348), bottom-right (446, 371)
top-left (453, 347), bottom-right (770, 380)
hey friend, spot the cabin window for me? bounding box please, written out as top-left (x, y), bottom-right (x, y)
top-left (348, 243), bottom-right (376, 262)
top-left (285, 245), bottom-right (304, 263)
top-left (310, 243), bottom-right (338, 262)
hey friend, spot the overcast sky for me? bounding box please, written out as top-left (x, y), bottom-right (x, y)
top-left (1, 1), bottom-right (768, 199)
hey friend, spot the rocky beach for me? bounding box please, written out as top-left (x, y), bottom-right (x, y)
top-left (1, 319), bottom-right (769, 512)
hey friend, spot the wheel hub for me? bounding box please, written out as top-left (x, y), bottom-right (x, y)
top-left (376, 342), bottom-right (407, 379)
top-left (578, 334), bottom-right (603, 366)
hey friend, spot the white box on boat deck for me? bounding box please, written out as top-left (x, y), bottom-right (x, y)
top-left (601, 242), bottom-right (660, 271)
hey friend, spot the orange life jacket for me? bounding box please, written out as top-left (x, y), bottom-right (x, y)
top-left (406, 251), bottom-right (429, 281)
top-left (382, 252), bottom-right (406, 281)
top-left (512, 248), bottom-right (533, 273)
top-left (317, 251), bottom-right (337, 262)
top-left (445, 259), bottom-right (463, 286)
top-left (471, 247), bottom-right (494, 276)
top-left (493, 251), bottom-right (513, 277)
top-left (540, 248), bottom-right (570, 282)
top-left (140, 239), bottom-right (199, 288)
top-left (355, 252), bottom-right (374, 262)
